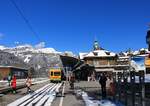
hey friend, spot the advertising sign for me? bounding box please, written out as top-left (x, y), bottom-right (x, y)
top-left (131, 56), bottom-right (145, 71)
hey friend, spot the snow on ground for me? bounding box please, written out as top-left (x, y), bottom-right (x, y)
top-left (76, 89), bottom-right (124, 106)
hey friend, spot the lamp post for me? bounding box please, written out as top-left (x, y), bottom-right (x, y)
top-left (123, 70), bottom-right (128, 106)
top-left (128, 48), bottom-right (136, 106)
top-left (146, 28), bottom-right (150, 51)
top-left (128, 48), bottom-right (132, 72)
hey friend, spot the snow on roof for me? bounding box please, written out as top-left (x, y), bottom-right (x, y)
top-left (87, 50), bottom-right (116, 57)
top-left (79, 50), bottom-right (116, 59)
top-left (140, 48), bottom-right (145, 51)
top-left (79, 53), bottom-right (88, 59)
top-left (133, 50), bottom-right (139, 55)
top-left (119, 56), bottom-right (129, 59)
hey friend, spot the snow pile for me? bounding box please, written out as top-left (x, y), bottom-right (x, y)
top-left (82, 92), bottom-right (99, 106)
top-left (99, 100), bottom-right (116, 106)
top-left (76, 89), bottom-right (118, 106)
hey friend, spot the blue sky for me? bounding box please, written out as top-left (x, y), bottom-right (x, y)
top-left (0, 0), bottom-right (149, 54)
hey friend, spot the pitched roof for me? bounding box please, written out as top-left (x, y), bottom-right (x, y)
top-left (79, 49), bottom-right (116, 59)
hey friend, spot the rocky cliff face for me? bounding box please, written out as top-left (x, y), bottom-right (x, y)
top-left (0, 50), bottom-right (29, 68)
top-left (0, 45), bottom-right (63, 77)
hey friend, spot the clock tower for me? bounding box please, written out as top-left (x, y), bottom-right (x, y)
top-left (93, 40), bottom-right (100, 50)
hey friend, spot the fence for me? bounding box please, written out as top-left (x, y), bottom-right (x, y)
top-left (113, 70), bottom-right (147, 106)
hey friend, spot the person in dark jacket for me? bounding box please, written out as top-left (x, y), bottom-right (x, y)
top-left (99, 73), bottom-right (107, 99)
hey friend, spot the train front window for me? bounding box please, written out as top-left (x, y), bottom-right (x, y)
top-left (54, 72), bottom-right (60, 76)
top-left (51, 72), bottom-right (53, 76)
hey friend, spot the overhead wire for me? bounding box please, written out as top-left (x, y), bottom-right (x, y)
top-left (9, 0), bottom-right (41, 42)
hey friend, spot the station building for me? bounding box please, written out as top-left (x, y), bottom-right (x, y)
top-left (0, 66), bottom-right (28, 80)
top-left (78, 40), bottom-right (130, 80)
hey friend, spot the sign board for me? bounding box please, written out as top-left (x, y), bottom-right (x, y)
top-left (131, 56), bottom-right (145, 71)
top-left (145, 56), bottom-right (150, 67)
top-left (145, 55), bottom-right (150, 73)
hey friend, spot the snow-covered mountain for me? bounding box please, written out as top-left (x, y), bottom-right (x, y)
top-left (1, 44), bottom-right (61, 54)
top-left (0, 44), bottom-right (64, 77)
top-left (0, 44), bottom-right (78, 77)
top-left (0, 50), bottom-right (29, 68)
top-left (1, 44), bottom-right (61, 63)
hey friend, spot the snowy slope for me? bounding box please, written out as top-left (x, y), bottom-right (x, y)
top-left (0, 44), bottom-right (64, 77)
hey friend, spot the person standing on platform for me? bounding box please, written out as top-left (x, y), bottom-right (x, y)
top-left (26, 76), bottom-right (32, 93)
top-left (11, 75), bottom-right (16, 94)
top-left (7, 73), bottom-right (11, 86)
top-left (108, 76), bottom-right (115, 96)
top-left (69, 73), bottom-right (75, 89)
top-left (99, 73), bottom-right (107, 99)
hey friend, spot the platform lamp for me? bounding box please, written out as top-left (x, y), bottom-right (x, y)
top-left (146, 28), bottom-right (150, 51)
top-left (128, 48), bottom-right (132, 73)
top-left (146, 26), bottom-right (150, 74)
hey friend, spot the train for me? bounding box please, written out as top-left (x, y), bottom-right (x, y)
top-left (49, 67), bottom-right (62, 83)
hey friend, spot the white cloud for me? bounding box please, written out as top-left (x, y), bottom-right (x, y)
top-left (35, 42), bottom-right (45, 49)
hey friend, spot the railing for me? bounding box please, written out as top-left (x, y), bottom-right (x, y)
top-left (0, 78), bottom-right (49, 88)
top-left (113, 71), bottom-right (146, 106)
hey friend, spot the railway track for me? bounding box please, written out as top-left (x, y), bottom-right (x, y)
top-left (7, 83), bottom-right (63, 106)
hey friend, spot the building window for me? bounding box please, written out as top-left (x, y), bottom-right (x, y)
top-left (87, 60), bottom-right (93, 65)
top-left (109, 60), bottom-right (115, 65)
top-left (99, 60), bottom-right (108, 65)
top-left (105, 51), bottom-right (110, 55)
top-left (93, 52), bottom-right (98, 56)
top-left (51, 72), bottom-right (53, 76)
top-left (93, 60), bottom-right (99, 66)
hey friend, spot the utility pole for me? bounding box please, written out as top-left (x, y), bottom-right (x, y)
top-left (146, 26), bottom-right (150, 51)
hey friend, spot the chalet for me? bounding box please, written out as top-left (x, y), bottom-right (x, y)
top-left (79, 40), bottom-right (118, 80)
